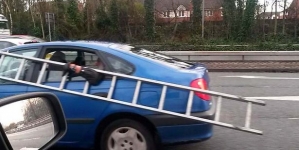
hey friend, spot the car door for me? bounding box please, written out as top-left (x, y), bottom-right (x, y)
top-left (0, 46), bottom-right (42, 99)
top-left (25, 46), bottom-right (111, 142)
top-left (27, 45), bottom-right (136, 144)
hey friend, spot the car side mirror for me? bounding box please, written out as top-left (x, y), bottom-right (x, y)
top-left (0, 92), bottom-right (67, 150)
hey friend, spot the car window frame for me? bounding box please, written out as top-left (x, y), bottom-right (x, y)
top-left (0, 46), bottom-right (43, 84)
top-left (31, 45), bottom-right (112, 83)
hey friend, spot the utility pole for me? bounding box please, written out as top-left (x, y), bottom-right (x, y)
top-left (45, 12), bottom-right (55, 41)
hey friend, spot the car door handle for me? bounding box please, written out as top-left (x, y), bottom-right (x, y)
top-left (92, 92), bottom-right (108, 98)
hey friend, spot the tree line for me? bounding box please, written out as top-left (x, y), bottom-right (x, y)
top-left (1, 0), bottom-right (298, 45)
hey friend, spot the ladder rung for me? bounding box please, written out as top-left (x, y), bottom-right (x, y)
top-left (132, 80), bottom-right (141, 104)
top-left (83, 81), bottom-right (89, 94)
top-left (185, 91), bottom-right (194, 116)
top-left (215, 96), bottom-right (222, 122)
top-left (245, 102), bottom-right (252, 128)
top-left (59, 73), bottom-right (68, 90)
top-left (14, 59), bottom-right (26, 80)
top-left (107, 76), bottom-right (117, 99)
top-left (37, 63), bottom-right (48, 84)
top-left (158, 86), bottom-right (167, 110)
top-left (0, 54), bottom-right (5, 66)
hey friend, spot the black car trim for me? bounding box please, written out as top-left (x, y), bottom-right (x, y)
top-left (66, 118), bottom-right (95, 124)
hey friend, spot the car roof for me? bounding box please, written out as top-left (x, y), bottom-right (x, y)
top-left (0, 38), bottom-right (34, 45)
top-left (2, 41), bottom-right (132, 52)
top-left (6, 35), bottom-right (45, 41)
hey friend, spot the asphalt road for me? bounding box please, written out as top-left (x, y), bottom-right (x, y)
top-left (165, 72), bottom-right (299, 150)
top-left (7, 122), bottom-right (54, 150)
top-left (47, 72), bottom-right (298, 150)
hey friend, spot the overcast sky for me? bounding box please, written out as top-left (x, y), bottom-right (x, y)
top-left (258, 0), bottom-right (294, 12)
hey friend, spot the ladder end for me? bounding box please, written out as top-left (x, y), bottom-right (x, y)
top-left (233, 126), bottom-right (264, 135)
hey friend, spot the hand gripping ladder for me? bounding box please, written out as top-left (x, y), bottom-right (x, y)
top-left (0, 51), bottom-right (266, 135)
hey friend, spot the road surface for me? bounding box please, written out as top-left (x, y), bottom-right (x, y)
top-left (7, 122), bottom-right (54, 150)
top-left (165, 72), bottom-right (299, 150)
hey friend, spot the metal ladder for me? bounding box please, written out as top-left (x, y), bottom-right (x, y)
top-left (0, 51), bottom-right (266, 135)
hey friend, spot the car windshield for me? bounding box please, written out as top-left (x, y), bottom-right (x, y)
top-left (0, 21), bottom-right (8, 29)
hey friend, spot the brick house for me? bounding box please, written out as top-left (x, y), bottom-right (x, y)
top-left (154, 0), bottom-right (224, 23)
top-left (286, 0), bottom-right (299, 19)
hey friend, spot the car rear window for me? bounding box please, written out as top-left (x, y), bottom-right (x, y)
top-left (132, 48), bottom-right (193, 69)
top-left (110, 44), bottom-right (194, 69)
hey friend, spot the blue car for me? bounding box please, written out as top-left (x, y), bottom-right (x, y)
top-left (0, 41), bottom-right (216, 150)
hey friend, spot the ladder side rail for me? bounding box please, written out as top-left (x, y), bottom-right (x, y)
top-left (0, 51), bottom-right (266, 105)
top-left (0, 75), bottom-right (263, 135)
top-left (81, 71), bottom-right (266, 106)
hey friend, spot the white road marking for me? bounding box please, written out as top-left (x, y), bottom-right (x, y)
top-left (221, 75), bottom-right (299, 80)
top-left (245, 96), bottom-right (299, 101)
top-left (288, 118), bottom-right (299, 120)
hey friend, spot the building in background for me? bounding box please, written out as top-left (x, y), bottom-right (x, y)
top-left (154, 0), bottom-right (223, 23)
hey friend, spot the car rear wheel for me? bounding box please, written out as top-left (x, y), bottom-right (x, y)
top-left (99, 119), bottom-right (156, 150)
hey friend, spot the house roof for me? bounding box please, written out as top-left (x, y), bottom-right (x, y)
top-left (137, 0), bottom-right (223, 12)
top-left (287, 0), bottom-right (299, 11)
top-left (205, 0), bottom-right (223, 9)
top-left (155, 0), bottom-right (192, 11)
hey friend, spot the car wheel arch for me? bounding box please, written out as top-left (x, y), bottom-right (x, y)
top-left (93, 112), bottom-right (161, 149)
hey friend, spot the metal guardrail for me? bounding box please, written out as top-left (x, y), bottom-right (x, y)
top-left (53, 50), bottom-right (299, 62)
top-left (6, 115), bottom-right (52, 134)
top-left (155, 51), bottom-right (299, 61)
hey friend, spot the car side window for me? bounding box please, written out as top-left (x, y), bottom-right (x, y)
top-left (42, 49), bottom-right (102, 82)
top-left (104, 53), bottom-right (134, 74)
top-left (84, 52), bottom-right (101, 69)
top-left (0, 48), bottom-right (39, 84)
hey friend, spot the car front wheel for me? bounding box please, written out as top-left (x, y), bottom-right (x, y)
top-left (99, 119), bottom-right (156, 150)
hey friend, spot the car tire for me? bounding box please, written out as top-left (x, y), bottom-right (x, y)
top-left (99, 119), bottom-right (157, 150)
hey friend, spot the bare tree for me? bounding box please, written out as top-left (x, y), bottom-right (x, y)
top-left (2, 0), bottom-right (13, 34)
top-left (171, 0), bottom-right (180, 41)
top-left (28, 0), bottom-right (36, 28)
top-left (282, 0), bottom-right (287, 34)
top-left (263, 0), bottom-right (267, 40)
top-left (37, 0), bottom-right (45, 39)
top-left (274, 0), bottom-right (278, 35)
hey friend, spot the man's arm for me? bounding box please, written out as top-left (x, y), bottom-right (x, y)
top-left (62, 63), bottom-right (105, 86)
